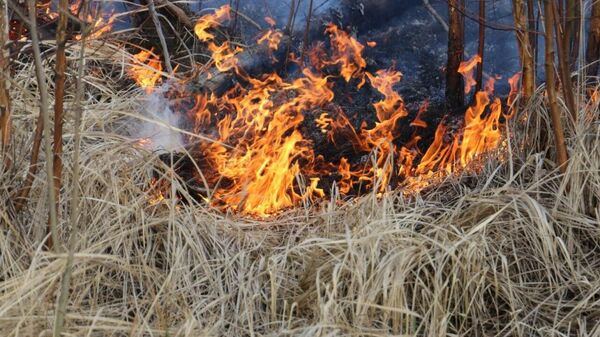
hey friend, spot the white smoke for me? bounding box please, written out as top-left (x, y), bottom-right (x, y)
top-left (135, 87), bottom-right (183, 152)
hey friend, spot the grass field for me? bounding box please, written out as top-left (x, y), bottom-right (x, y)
top-left (1, 42), bottom-right (599, 337)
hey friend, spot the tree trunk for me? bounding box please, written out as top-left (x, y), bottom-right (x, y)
top-left (552, 1), bottom-right (577, 122)
top-left (527, 0), bottom-right (537, 88)
top-left (512, 0), bottom-right (536, 99)
top-left (475, 0), bottom-right (485, 93)
top-left (587, 0), bottom-right (600, 79)
top-left (544, 0), bottom-right (569, 174)
top-left (565, 0), bottom-right (580, 69)
top-left (446, 0), bottom-right (465, 113)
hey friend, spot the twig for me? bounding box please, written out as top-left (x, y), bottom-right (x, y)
top-left (148, 0), bottom-right (174, 73)
top-left (27, 0), bottom-right (58, 250)
top-left (154, 0), bottom-right (194, 29)
top-left (423, 0), bottom-right (449, 32)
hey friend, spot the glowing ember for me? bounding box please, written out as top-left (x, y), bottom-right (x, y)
top-left (132, 5), bottom-right (517, 217)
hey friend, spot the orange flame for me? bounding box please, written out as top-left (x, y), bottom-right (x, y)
top-left (130, 8), bottom-right (517, 216)
top-left (129, 50), bottom-right (163, 92)
top-left (257, 29), bottom-right (284, 51)
top-left (325, 23), bottom-right (367, 82)
top-left (194, 5), bottom-right (231, 42)
top-left (458, 54), bottom-right (482, 94)
top-left (75, 14), bottom-right (116, 40)
top-left (416, 91), bottom-right (503, 176)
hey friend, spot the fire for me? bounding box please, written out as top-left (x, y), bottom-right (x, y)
top-left (324, 23), bottom-right (367, 83)
top-left (257, 29), bottom-right (284, 51)
top-left (316, 113), bottom-right (334, 133)
top-left (129, 50), bottom-right (163, 92)
top-left (38, 0), bottom-right (114, 40)
top-left (130, 5), bottom-right (518, 217)
top-left (458, 54), bottom-right (482, 94)
top-left (507, 72), bottom-right (522, 109)
top-left (75, 14), bottom-right (116, 40)
top-left (194, 5), bottom-right (231, 42)
top-left (410, 100), bottom-right (429, 128)
top-left (415, 91), bottom-right (503, 175)
top-left (366, 69), bottom-right (407, 122)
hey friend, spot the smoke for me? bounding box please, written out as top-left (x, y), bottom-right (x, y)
top-left (135, 87), bottom-right (183, 152)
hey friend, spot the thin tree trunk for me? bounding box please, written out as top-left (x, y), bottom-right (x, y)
top-left (53, 0), bottom-right (68, 224)
top-left (0, 0), bottom-right (10, 157)
top-left (587, 0), bottom-right (600, 79)
top-left (552, 1), bottom-right (577, 122)
top-left (513, 0), bottom-right (536, 99)
top-left (301, 0), bottom-right (314, 61)
top-left (475, 0), bottom-right (485, 93)
top-left (544, 0), bottom-right (569, 173)
top-left (527, 0), bottom-right (537, 88)
top-left (446, 0), bottom-right (465, 113)
top-left (565, 0), bottom-right (580, 68)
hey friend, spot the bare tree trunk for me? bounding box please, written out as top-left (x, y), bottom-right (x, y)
top-left (513, 0), bottom-right (536, 99)
top-left (0, 0), bottom-right (10, 157)
top-left (446, 0), bottom-right (465, 113)
top-left (301, 0), bottom-right (314, 61)
top-left (475, 0), bottom-right (485, 93)
top-left (544, 0), bottom-right (569, 173)
top-left (527, 0), bottom-right (537, 88)
top-left (587, 0), bottom-right (600, 79)
top-left (565, 0), bottom-right (580, 68)
top-left (552, 1), bottom-right (577, 121)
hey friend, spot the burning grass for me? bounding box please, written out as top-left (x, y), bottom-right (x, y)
top-left (1, 37), bottom-right (600, 337)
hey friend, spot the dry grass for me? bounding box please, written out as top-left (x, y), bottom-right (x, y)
top-left (1, 41), bottom-right (599, 337)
